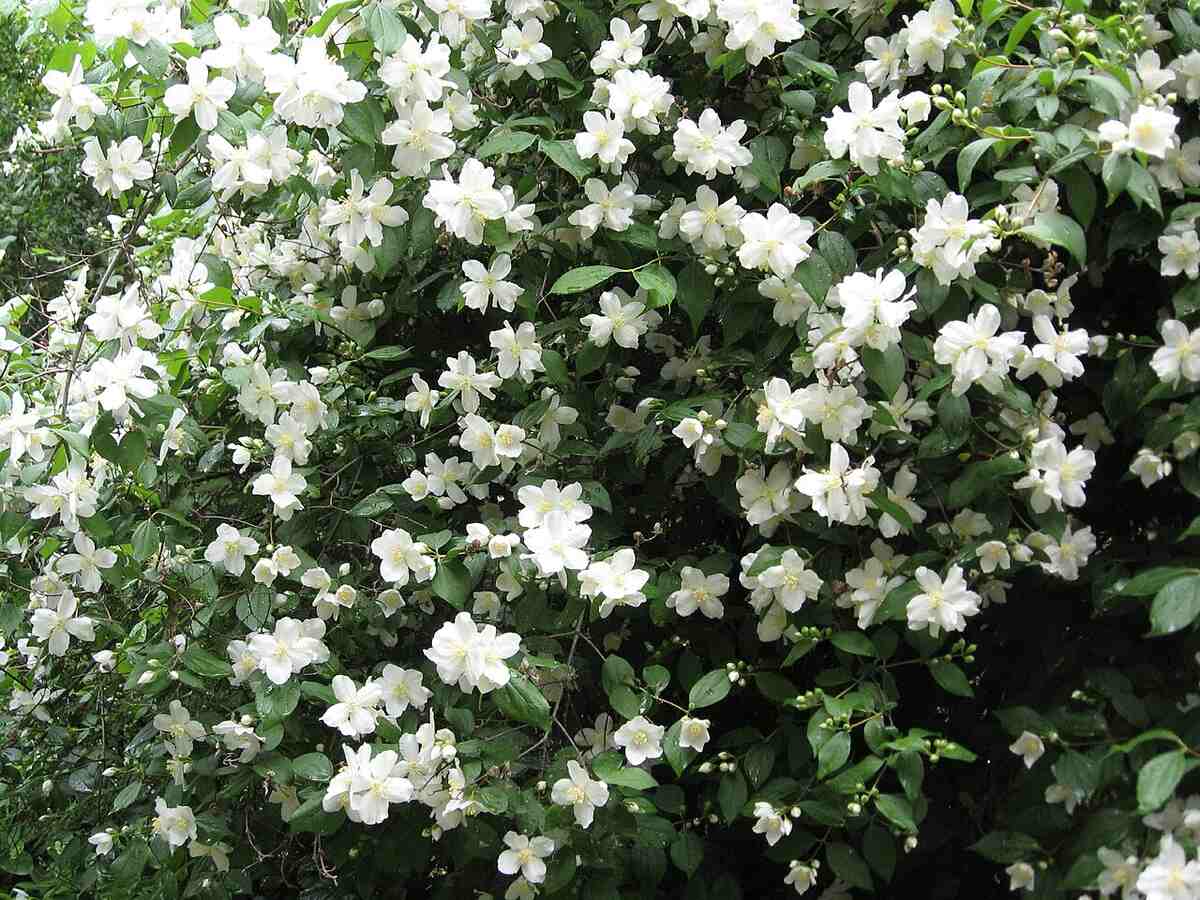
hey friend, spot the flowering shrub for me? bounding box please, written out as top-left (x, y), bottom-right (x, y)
top-left (4, 0), bottom-right (1200, 897)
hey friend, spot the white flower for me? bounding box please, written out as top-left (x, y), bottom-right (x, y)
top-left (906, 565), bottom-right (981, 637)
top-left (1160, 230), bottom-right (1200, 279)
top-left (823, 83), bottom-right (906, 175)
top-left (381, 101), bottom-right (456, 177)
top-left (737, 204), bottom-right (814, 278)
top-left (523, 510), bottom-right (592, 577)
top-left (379, 665), bottom-right (432, 717)
top-left (153, 700), bottom-right (206, 756)
top-left (667, 566), bottom-right (730, 618)
top-left (575, 110), bottom-right (636, 173)
top-left (314, 674), bottom-right (379, 740)
top-left (439, 351), bottom-right (501, 414)
top-left (321, 172), bottom-right (409, 250)
top-left (518, 480), bottom-right (593, 528)
top-left (1041, 524), bottom-right (1097, 582)
top-left (580, 548), bottom-right (650, 617)
top-left (247, 617), bottom-right (330, 685)
top-left (1097, 847), bottom-right (1142, 899)
top-left (569, 177), bottom-right (645, 239)
top-left (82, 137), bottom-right (153, 198)
top-left (581, 288), bottom-right (662, 349)
top-left (785, 860), bottom-right (817, 895)
top-left (1100, 104), bottom-right (1180, 159)
top-left (42, 56), bottom-right (106, 130)
top-left (461, 254), bottom-right (523, 313)
top-left (714, 0), bottom-right (805, 65)
top-left (164, 57), bottom-right (234, 131)
top-left (736, 461), bottom-right (794, 528)
top-left (1016, 315), bottom-right (1089, 387)
top-left (490, 321), bottom-right (544, 383)
top-left (1015, 437), bottom-right (1095, 512)
top-left (212, 720), bottom-right (261, 761)
top-left (404, 374), bottom-right (441, 428)
top-left (551, 760), bottom-right (610, 828)
top-left (204, 523), bottom-right (259, 576)
top-left (793, 443), bottom-right (880, 526)
top-left (1008, 730), bottom-right (1045, 768)
top-left (678, 716), bottom-right (711, 752)
top-left (1131, 448), bottom-right (1172, 487)
top-left (152, 798), bottom-right (197, 849)
top-left (56, 531), bottom-right (117, 593)
top-left (830, 267), bottom-right (915, 344)
top-left (497, 19), bottom-right (553, 81)
top-left (270, 37), bottom-right (367, 129)
top-left (752, 801), bottom-right (793, 846)
top-left (425, 611), bottom-right (521, 693)
top-left (1137, 834), bottom-right (1200, 900)
top-left (371, 528), bottom-right (436, 586)
top-left (31, 591), bottom-right (95, 656)
top-left (1152, 319), bottom-right (1200, 384)
top-left (347, 746), bottom-right (415, 825)
top-left (933, 304), bottom-right (1024, 395)
top-left (1006, 862), bottom-right (1035, 892)
top-left (613, 716), bottom-right (665, 766)
top-left (252, 455), bottom-right (307, 520)
top-left (904, 0), bottom-right (959, 73)
top-left (758, 550), bottom-right (823, 612)
top-left (911, 193), bottom-right (1002, 285)
top-left (672, 108), bottom-right (752, 179)
top-left (592, 18), bottom-right (646, 74)
top-left (423, 159), bottom-right (508, 245)
top-left (839, 556), bottom-right (904, 629)
top-left (498, 832), bottom-right (555, 884)
top-left (88, 831), bottom-right (115, 856)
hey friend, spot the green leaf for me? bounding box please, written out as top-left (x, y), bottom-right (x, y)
top-left (874, 794), bottom-right (917, 833)
top-left (817, 731), bottom-right (851, 779)
top-left (363, 344), bottom-right (411, 362)
top-left (793, 253), bottom-right (833, 303)
top-left (957, 137), bottom-right (997, 190)
top-left (576, 341), bottom-right (609, 377)
top-left (1019, 211), bottom-right (1087, 267)
top-left (947, 456), bottom-right (1026, 508)
top-left (539, 138), bottom-right (593, 182)
top-left (293, 752), bottom-right (333, 783)
top-left (495, 672), bottom-right (551, 729)
top-left (929, 661), bottom-right (974, 697)
top-left (861, 346), bottom-right (905, 398)
top-left (550, 265), bottom-right (622, 295)
top-left (826, 842), bottom-right (873, 890)
top-left (1119, 566), bottom-right (1198, 597)
top-left (970, 831), bottom-right (1041, 864)
top-left (1126, 162), bottom-right (1163, 216)
top-left (689, 669), bottom-right (731, 708)
top-left (1137, 750), bottom-right (1187, 812)
top-left (129, 39), bottom-right (169, 77)
top-left (362, 1), bottom-right (406, 53)
top-left (664, 720), bottom-right (696, 776)
top-left (432, 560), bottom-right (473, 609)
top-left (182, 645), bottom-right (234, 678)
top-left (676, 262), bottom-right (715, 335)
top-left (112, 780), bottom-right (141, 812)
top-left (1150, 575), bottom-right (1200, 635)
top-left (130, 520), bottom-right (160, 561)
top-left (831, 632), bottom-right (875, 657)
top-left (634, 264), bottom-right (676, 308)
top-left (744, 743), bottom-right (776, 788)
top-left (340, 98), bottom-right (385, 146)
top-left (746, 134), bottom-right (786, 195)
top-left (477, 129), bottom-right (537, 159)
top-left (1004, 9), bottom-right (1043, 52)
top-left (669, 832), bottom-right (704, 877)
top-left (718, 771), bottom-right (748, 822)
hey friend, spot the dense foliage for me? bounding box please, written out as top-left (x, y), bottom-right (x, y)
top-left (3, 0), bottom-right (1200, 897)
